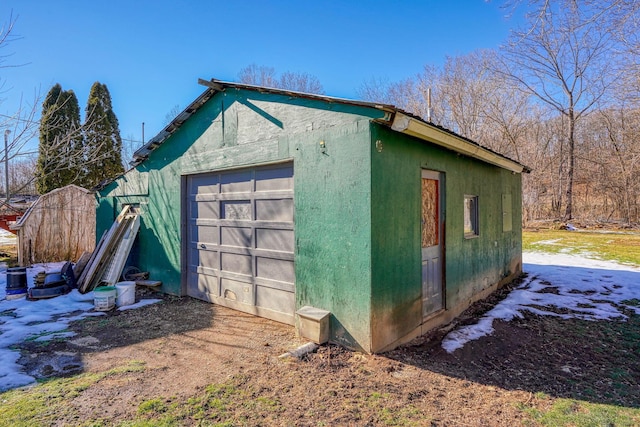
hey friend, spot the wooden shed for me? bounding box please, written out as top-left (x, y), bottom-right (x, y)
top-left (96, 79), bottom-right (528, 353)
top-left (12, 185), bottom-right (96, 266)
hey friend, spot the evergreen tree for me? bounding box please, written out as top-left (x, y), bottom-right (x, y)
top-left (83, 82), bottom-right (124, 188)
top-left (35, 84), bottom-right (84, 194)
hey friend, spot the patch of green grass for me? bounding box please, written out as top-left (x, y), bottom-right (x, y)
top-left (523, 230), bottom-right (640, 265)
top-left (138, 398), bottom-right (168, 414)
top-left (0, 361), bottom-right (147, 427)
top-left (0, 242), bottom-right (18, 266)
top-left (521, 398), bottom-right (640, 426)
top-left (622, 298), bottom-right (640, 307)
top-left (368, 391), bottom-right (384, 401)
top-left (23, 330), bottom-right (72, 346)
top-left (119, 374), bottom-right (427, 426)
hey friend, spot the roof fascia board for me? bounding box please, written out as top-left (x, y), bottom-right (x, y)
top-left (391, 113), bottom-right (525, 174)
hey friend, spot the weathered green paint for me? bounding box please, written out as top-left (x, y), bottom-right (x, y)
top-left (97, 87), bottom-right (523, 353)
top-left (292, 121), bottom-right (373, 351)
top-left (369, 124), bottom-right (522, 352)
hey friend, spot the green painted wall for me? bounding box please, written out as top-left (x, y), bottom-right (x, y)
top-left (369, 124), bottom-right (522, 352)
top-left (97, 89), bottom-right (384, 351)
top-left (291, 122), bottom-right (374, 351)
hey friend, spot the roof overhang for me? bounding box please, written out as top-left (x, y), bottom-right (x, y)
top-left (390, 113), bottom-right (528, 174)
top-left (127, 78), bottom-right (529, 175)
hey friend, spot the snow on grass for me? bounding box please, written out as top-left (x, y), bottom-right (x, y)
top-left (535, 239), bottom-right (563, 245)
top-left (0, 229), bottom-right (16, 246)
top-left (442, 252), bottom-right (640, 353)
top-left (0, 262), bottom-right (160, 392)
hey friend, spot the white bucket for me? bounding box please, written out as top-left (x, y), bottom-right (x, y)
top-left (115, 281), bottom-right (136, 307)
top-left (94, 286), bottom-right (116, 311)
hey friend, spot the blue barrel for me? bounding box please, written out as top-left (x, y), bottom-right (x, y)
top-left (6, 267), bottom-right (27, 299)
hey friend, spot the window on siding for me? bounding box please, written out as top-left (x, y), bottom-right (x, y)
top-left (502, 193), bottom-right (513, 232)
top-left (464, 195), bottom-right (479, 238)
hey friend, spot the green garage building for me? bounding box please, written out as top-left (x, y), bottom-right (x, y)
top-left (96, 79), bottom-right (528, 353)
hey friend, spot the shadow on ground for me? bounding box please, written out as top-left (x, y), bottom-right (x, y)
top-left (385, 278), bottom-right (640, 408)
top-left (15, 289), bottom-right (302, 384)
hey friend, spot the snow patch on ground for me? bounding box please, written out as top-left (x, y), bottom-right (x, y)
top-left (442, 252), bottom-right (640, 353)
top-left (0, 261), bottom-right (160, 392)
top-left (535, 239), bottom-right (563, 245)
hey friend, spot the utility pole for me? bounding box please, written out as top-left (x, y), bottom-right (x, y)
top-left (3, 129), bottom-right (10, 202)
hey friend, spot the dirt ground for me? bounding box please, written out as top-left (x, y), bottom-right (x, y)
top-left (15, 282), bottom-right (640, 426)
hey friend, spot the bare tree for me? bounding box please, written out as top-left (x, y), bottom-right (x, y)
top-left (163, 104), bottom-right (181, 126)
top-left (355, 2), bottom-right (640, 225)
top-left (0, 11), bottom-right (21, 92)
top-left (358, 50), bottom-right (536, 161)
top-left (121, 134), bottom-right (141, 168)
top-left (579, 106), bottom-right (640, 224)
top-left (358, 75), bottom-right (428, 118)
top-left (8, 157), bottom-right (36, 194)
top-left (500, 0), bottom-right (639, 220)
top-left (0, 13), bottom-right (41, 197)
top-left (237, 64), bottom-right (324, 94)
top-left (238, 64), bottom-right (278, 88)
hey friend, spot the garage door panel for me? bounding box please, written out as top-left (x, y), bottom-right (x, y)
top-left (194, 201), bottom-right (219, 219)
top-left (198, 273), bottom-right (218, 292)
top-left (221, 171), bottom-right (252, 193)
top-left (256, 228), bottom-right (294, 252)
top-left (255, 166), bottom-right (293, 191)
top-left (192, 225), bottom-right (218, 244)
top-left (197, 249), bottom-right (219, 270)
top-left (221, 278), bottom-right (253, 304)
top-left (221, 226), bottom-right (251, 247)
top-left (256, 257), bottom-right (294, 283)
top-left (222, 200), bottom-right (251, 220)
top-left (255, 199), bottom-right (293, 221)
top-left (189, 273), bottom-right (217, 301)
top-left (190, 175), bottom-right (219, 194)
top-left (220, 252), bottom-right (252, 275)
top-left (256, 285), bottom-right (295, 313)
top-left (197, 266), bottom-right (217, 276)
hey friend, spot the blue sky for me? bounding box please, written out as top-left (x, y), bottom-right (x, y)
top-left (0, 1), bottom-right (517, 151)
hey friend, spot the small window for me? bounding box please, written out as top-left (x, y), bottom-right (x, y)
top-left (464, 195), bottom-right (479, 238)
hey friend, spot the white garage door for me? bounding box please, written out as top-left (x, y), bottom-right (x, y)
top-left (186, 163), bottom-right (295, 324)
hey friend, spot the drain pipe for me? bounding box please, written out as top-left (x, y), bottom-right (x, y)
top-left (278, 342), bottom-right (319, 360)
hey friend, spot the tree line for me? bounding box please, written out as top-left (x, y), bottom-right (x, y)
top-left (358, 1), bottom-right (640, 226)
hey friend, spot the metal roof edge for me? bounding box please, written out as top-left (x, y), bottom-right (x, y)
top-left (131, 85), bottom-right (217, 166)
top-left (390, 113), bottom-right (530, 174)
top-left (200, 78), bottom-right (398, 111)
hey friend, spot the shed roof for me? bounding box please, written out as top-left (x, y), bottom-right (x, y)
top-left (11, 184), bottom-right (92, 230)
top-left (131, 78), bottom-right (529, 174)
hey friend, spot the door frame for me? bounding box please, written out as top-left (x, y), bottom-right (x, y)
top-left (180, 161), bottom-right (296, 325)
top-left (421, 169), bottom-right (446, 318)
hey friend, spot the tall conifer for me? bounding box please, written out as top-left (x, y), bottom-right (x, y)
top-left (83, 82), bottom-right (124, 188)
top-left (35, 84), bottom-right (83, 193)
